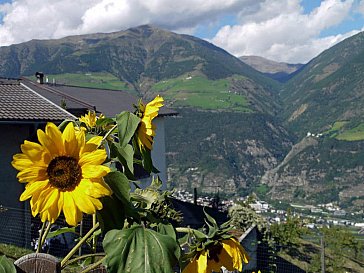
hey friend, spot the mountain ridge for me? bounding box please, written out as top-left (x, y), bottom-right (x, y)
top-left (0, 25), bottom-right (279, 94)
top-left (240, 55), bottom-right (304, 82)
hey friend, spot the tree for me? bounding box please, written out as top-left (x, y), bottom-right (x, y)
top-left (270, 209), bottom-right (307, 246)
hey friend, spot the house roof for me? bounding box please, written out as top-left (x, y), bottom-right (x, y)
top-left (21, 78), bottom-right (178, 118)
top-left (170, 198), bottom-right (228, 229)
top-left (0, 79), bottom-right (75, 122)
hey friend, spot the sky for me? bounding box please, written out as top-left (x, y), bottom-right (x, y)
top-left (0, 0), bottom-right (364, 63)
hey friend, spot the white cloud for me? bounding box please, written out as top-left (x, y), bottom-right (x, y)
top-left (0, 0), bottom-right (262, 45)
top-left (212, 0), bottom-right (357, 63)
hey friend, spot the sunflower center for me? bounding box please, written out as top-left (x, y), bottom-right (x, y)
top-left (47, 156), bottom-right (82, 191)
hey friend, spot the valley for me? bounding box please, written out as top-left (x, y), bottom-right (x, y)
top-left (2, 25), bottom-right (364, 211)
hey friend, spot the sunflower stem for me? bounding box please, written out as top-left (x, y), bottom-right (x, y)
top-left (91, 214), bottom-right (97, 263)
top-left (62, 253), bottom-right (105, 267)
top-left (40, 221), bottom-right (52, 250)
top-left (79, 256), bottom-right (106, 273)
top-left (36, 221), bottom-right (47, 253)
top-left (176, 227), bottom-right (206, 238)
top-left (101, 124), bottom-right (117, 144)
top-left (61, 222), bottom-right (100, 268)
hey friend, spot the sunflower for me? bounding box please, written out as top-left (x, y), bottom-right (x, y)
top-left (182, 238), bottom-right (249, 273)
top-left (79, 110), bottom-right (105, 129)
top-left (136, 95), bottom-right (164, 150)
top-left (12, 122), bottom-right (112, 226)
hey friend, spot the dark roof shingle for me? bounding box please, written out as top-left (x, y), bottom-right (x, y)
top-left (0, 82), bottom-right (75, 122)
top-left (22, 79), bottom-right (177, 118)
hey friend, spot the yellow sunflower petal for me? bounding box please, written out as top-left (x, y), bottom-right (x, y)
top-left (70, 189), bottom-right (96, 214)
top-left (221, 238), bottom-right (249, 271)
top-left (144, 95), bottom-right (164, 119)
top-left (62, 122), bottom-right (79, 157)
top-left (197, 251), bottom-right (209, 273)
top-left (79, 149), bottom-right (107, 166)
top-left (12, 154), bottom-right (35, 171)
top-left (89, 197), bottom-right (103, 210)
top-left (136, 96), bottom-right (163, 151)
top-left (58, 191), bottom-right (64, 212)
top-left (217, 244), bottom-right (235, 271)
top-left (145, 123), bottom-right (156, 137)
top-left (82, 136), bottom-right (103, 154)
top-left (20, 140), bottom-right (47, 162)
top-left (76, 128), bottom-right (86, 156)
top-left (38, 188), bottom-right (60, 213)
top-left (40, 210), bottom-right (50, 223)
top-left (78, 179), bottom-right (112, 198)
top-left (79, 111), bottom-right (97, 128)
top-left (30, 186), bottom-right (50, 216)
top-left (19, 180), bottom-right (49, 201)
top-left (40, 200), bottom-right (60, 224)
top-left (37, 128), bottom-right (59, 156)
top-left (45, 122), bottom-right (65, 155)
top-left (63, 192), bottom-right (82, 226)
top-left (82, 165), bottom-right (110, 179)
top-left (137, 125), bottom-right (153, 150)
top-left (17, 167), bottom-right (47, 183)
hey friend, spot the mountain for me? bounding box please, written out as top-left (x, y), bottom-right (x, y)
top-left (0, 25), bottom-right (278, 95)
top-left (0, 25), bottom-right (291, 200)
top-left (166, 109), bottom-right (292, 196)
top-left (240, 55), bottom-right (304, 82)
top-left (259, 31), bottom-right (364, 208)
top-left (281, 31), bottom-right (364, 138)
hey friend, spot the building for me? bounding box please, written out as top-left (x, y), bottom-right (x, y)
top-left (0, 78), bottom-right (75, 247)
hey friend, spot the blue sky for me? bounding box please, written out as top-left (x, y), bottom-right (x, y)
top-left (0, 0), bottom-right (363, 63)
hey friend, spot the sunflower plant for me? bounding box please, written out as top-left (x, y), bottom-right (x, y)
top-left (8, 95), bottom-right (250, 273)
top-left (178, 211), bottom-right (249, 273)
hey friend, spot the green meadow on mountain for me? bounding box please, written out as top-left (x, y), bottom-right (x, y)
top-left (1, 25), bottom-right (364, 209)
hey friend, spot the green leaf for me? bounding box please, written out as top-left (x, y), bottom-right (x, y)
top-left (97, 196), bottom-right (126, 233)
top-left (140, 148), bottom-right (159, 174)
top-left (103, 225), bottom-right (180, 273)
top-left (110, 143), bottom-right (134, 179)
top-left (0, 255), bottom-right (16, 273)
top-left (157, 223), bottom-right (176, 240)
top-left (116, 111), bottom-right (140, 148)
top-left (150, 176), bottom-right (162, 189)
top-left (204, 209), bottom-right (218, 228)
top-left (46, 227), bottom-right (77, 239)
top-left (131, 189), bottom-right (158, 209)
top-left (96, 117), bottom-right (114, 127)
top-left (204, 209), bottom-right (219, 238)
top-left (104, 171), bottom-right (130, 203)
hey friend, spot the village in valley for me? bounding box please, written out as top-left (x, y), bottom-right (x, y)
top-left (172, 189), bottom-right (364, 231)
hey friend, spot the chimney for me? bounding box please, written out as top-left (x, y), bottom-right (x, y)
top-left (35, 72), bottom-right (44, 84)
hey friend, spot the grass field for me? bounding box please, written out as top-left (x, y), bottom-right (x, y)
top-left (0, 243), bottom-right (32, 261)
top-left (322, 121), bottom-right (364, 141)
top-left (322, 120), bottom-right (347, 136)
top-left (152, 75), bottom-right (250, 111)
top-left (26, 72), bottom-right (250, 111)
top-left (28, 72), bottom-right (135, 92)
top-left (336, 123), bottom-right (364, 141)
